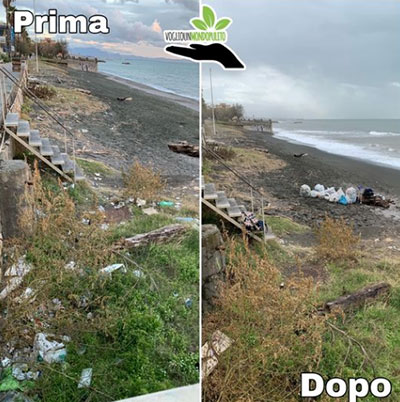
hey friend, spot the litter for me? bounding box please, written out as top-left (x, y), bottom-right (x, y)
top-left (100, 223), bottom-right (110, 231)
top-left (133, 270), bottom-right (145, 278)
top-left (2, 357), bottom-right (11, 368)
top-left (78, 368), bottom-right (93, 389)
top-left (34, 333), bottom-right (67, 364)
top-left (185, 298), bottom-right (193, 308)
top-left (143, 207), bottom-right (158, 216)
top-left (65, 261), bottom-right (77, 271)
top-left (300, 184), bottom-right (311, 197)
top-left (0, 257), bottom-right (33, 301)
top-left (136, 198), bottom-right (146, 207)
top-left (202, 330), bottom-right (233, 378)
top-left (158, 201), bottom-right (175, 207)
top-left (100, 263), bottom-right (127, 275)
top-left (12, 364), bottom-right (29, 381)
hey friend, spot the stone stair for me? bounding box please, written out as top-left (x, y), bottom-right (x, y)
top-left (4, 112), bottom-right (84, 181)
top-left (202, 178), bottom-right (272, 242)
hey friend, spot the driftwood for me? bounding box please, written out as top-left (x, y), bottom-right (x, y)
top-left (118, 224), bottom-right (187, 249)
top-left (324, 282), bottom-right (391, 313)
top-left (117, 96), bottom-right (132, 102)
top-left (168, 141), bottom-right (199, 157)
top-left (75, 88), bottom-right (92, 95)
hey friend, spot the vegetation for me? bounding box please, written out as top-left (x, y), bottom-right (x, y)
top-left (203, 216), bottom-right (400, 401)
top-left (122, 160), bottom-right (166, 201)
top-left (202, 102), bottom-right (244, 122)
top-left (38, 38), bottom-right (69, 59)
top-left (1, 168), bottom-right (198, 401)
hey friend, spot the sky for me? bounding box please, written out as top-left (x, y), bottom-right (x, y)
top-left (202, 0), bottom-right (400, 119)
top-left (8, 0), bottom-right (199, 58)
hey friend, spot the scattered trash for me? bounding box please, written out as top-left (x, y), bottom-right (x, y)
top-left (185, 298), bottom-right (193, 308)
top-left (117, 96), bottom-right (132, 102)
top-left (94, 173), bottom-right (101, 177)
top-left (15, 287), bottom-right (36, 304)
top-left (34, 333), bottom-right (67, 364)
top-left (0, 369), bottom-right (25, 392)
top-left (81, 129), bottom-right (89, 134)
top-left (158, 201), bottom-right (175, 207)
top-left (100, 263), bottom-right (127, 275)
top-left (136, 198), bottom-right (146, 207)
top-left (143, 207), bottom-right (158, 216)
top-left (0, 391), bottom-right (33, 401)
top-left (0, 257), bottom-right (33, 300)
top-left (81, 218), bottom-right (90, 225)
top-left (133, 270), bottom-right (145, 278)
top-left (2, 357), bottom-right (11, 368)
top-left (100, 223), bottom-right (110, 231)
top-left (78, 368), bottom-right (93, 389)
top-left (299, 184), bottom-right (311, 197)
top-left (202, 330), bottom-right (233, 378)
top-left (175, 217), bottom-right (200, 230)
top-left (12, 364), bottom-right (29, 381)
top-left (65, 261), bottom-right (77, 271)
top-left (98, 205), bottom-right (106, 213)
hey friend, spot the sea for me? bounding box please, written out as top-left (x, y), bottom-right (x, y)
top-left (273, 119), bottom-right (400, 170)
top-left (98, 57), bottom-right (199, 100)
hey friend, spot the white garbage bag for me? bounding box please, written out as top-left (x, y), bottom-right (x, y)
top-left (300, 184), bottom-right (311, 197)
top-left (346, 187), bottom-right (357, 204)
top-left (310, 190), bottom-right (318, 198)
top-left (314, 184), bottom-right (325, 193)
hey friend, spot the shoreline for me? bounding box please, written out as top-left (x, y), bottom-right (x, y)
top-left (100, 71), bottom-right (199, 112)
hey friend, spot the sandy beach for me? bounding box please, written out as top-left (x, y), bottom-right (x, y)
top-left (204, 121), bottom-right (400, 239)
top-left (34, 63), bottom-right (199, 190)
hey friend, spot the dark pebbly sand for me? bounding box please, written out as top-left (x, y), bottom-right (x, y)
top-left (206, 123), bottom-right (400, 239)
top-left (31, 63), bottom-right (199, 191)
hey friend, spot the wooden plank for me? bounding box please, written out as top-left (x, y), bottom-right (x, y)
top-left (202, 198), bottom-right (263, 243)
top-left (5, 127), bottom-right (73, 182)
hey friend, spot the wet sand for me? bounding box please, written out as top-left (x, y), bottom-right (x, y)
top-left (102, 73), bottom-right (199, 112)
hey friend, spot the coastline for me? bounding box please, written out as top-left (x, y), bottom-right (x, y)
top-left (100, 71), bottom-right (199, 112)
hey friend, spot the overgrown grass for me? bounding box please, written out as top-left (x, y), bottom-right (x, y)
top-left (2, 168), bottom-right (198, 401)
top-left (265, 216), bottom-right (309, 236)
top-left (76, 159), bottom-right (116, 177)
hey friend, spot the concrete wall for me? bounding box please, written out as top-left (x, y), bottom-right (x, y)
top-left (202, 224), bottom-right (226, 312)
top-left (0, 160), bottom-right (29, 239)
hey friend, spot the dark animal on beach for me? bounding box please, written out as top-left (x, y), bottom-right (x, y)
top-left (117, 97), bottom-right (132, 102)
top-left (294, 153), bottom-right (308, 158)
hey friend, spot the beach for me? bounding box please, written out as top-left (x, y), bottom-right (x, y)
top-left (32, 62), bottom-right (199, 190)
top-left (204, 121), bottom-right (400, 239)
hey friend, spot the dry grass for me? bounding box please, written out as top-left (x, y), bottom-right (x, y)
top-left (122, 160), bottom-right (166, 202)
top-left (315, 216), bottom-right (360, 262)
top-left (202, 239), bottom-right (326, 402)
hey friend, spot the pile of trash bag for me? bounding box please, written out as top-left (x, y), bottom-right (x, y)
top-left (300, 184), bottom-right (391, 208)
top-left (299, 184), bottom-right (358, 205)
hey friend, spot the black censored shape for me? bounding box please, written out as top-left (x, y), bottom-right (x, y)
top-left (165, 43), bottom-right (245, 69)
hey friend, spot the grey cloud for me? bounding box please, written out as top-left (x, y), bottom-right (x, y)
top-left (164, 0), bottom-right (198, 12)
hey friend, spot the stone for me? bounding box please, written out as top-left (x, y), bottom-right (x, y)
top-left (0, 160), bottom-right (29, 239)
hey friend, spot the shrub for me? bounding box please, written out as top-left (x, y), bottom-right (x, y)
top-left (202, 239), bottom-right (326, 401)
top-left (122, 160), bottom-right (165, 201)
top-left (315, 216), bottom-right (360, 262)
top-left (30, 84), bottom-right (56, 99)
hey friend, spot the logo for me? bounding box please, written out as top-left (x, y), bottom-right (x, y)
top-left (164, 5), bottom-right (245, 70)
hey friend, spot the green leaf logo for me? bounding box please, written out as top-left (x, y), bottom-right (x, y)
top-left (190, 5), bottom-right (232, 32)
top-left (215, 18), bottom-right (231, 30)
top-left (191, 18), bottom-right (208, 31)
top-left (203, 5), bottom-right (215, 28)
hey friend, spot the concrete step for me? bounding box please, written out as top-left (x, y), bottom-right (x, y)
top-left (40, 138), bottom-right (54, 157)
top-left (227, 198), bottom-right (242, 218)
top-left (61, 153), bottom-right (74, 173)
top-left (61, 154), bottom-right (85, 181)
top-left (238, 205), bottom-right (246, 213)
top-left (51, 146), bottom-right (65, 166)
top-left (29, 130), bottom-right (42, 147)
top-left (4, 113), bottom-right (19, 128)
top-left (17, 120), bottom-right (30, 138)
top-left (201, 175), bottom-right (205, 190)
top-left (204, 183), bottom-right (217, 200)
top-left (216, 191), bottom-right (230, 209)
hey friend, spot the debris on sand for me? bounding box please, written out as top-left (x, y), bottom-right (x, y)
top-left (34, 333), bottom-right (67, 364)
top-left (0, 257), bottom-right (33, 301)
top-left (117, 96), bottom-right (132, 102)
top-left (100, 263), bottom-right (127, 275)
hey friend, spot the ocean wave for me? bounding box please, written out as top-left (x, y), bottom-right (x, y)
top-left (273, 129), bottom-right (400, 170)
top-left (369, 130), bottom-right (400, 136)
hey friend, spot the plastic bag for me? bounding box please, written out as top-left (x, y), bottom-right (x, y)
top-left (314, 184), bottom-right (325, 193)
top-left (346, 187), bottom-right (357, 204)
top-left (339, 194), bottom-right (348, 205)
top-left (300, 184), bottom-right (311, 197)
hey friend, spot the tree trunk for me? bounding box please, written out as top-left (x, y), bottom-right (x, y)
top-left (324, 282), bottom-right (391, 313)
top-left (117, 224), bottom-right (187, 249)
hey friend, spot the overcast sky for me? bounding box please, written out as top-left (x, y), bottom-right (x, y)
top-left (11, 0), bottom-right (198, 58)
top-left (202, 0), bottom-right (400, 119)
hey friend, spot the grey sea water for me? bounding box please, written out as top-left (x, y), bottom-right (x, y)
top-left (274, 119), bottom-right (400, 170)
top-left (98, 57), bottom-right (199, 100)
